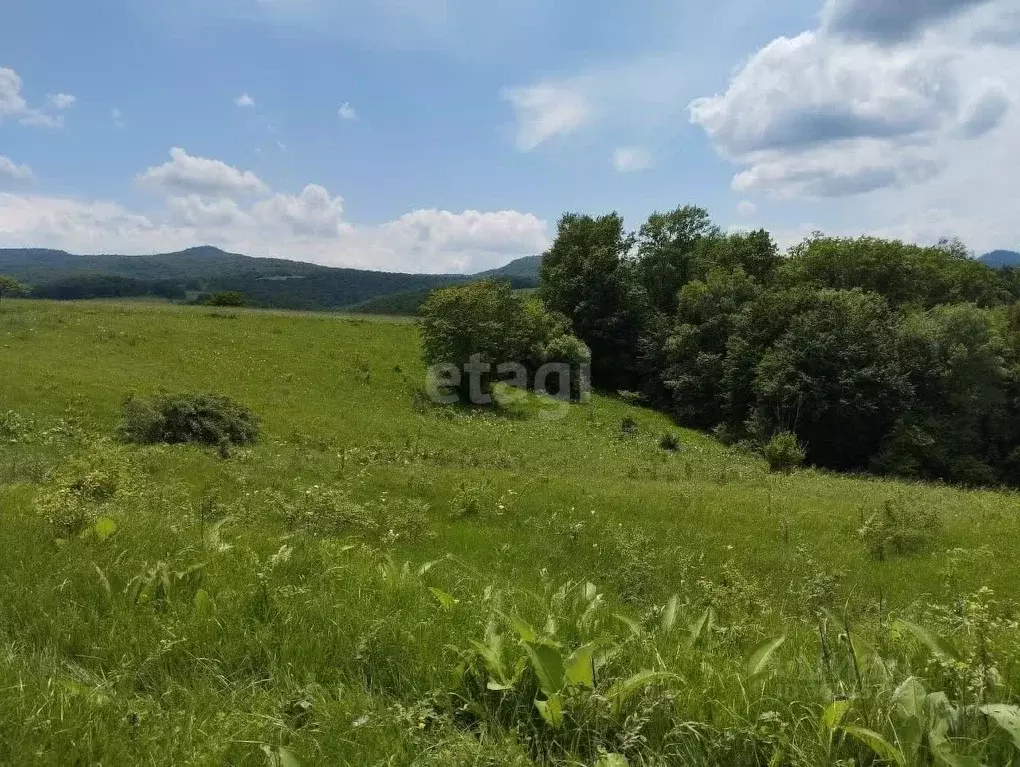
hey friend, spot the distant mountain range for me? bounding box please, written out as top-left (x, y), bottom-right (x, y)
top-left (0, 246), bottom-right (542, 313)
top-left (980, 250), bottom-right (1020, 268)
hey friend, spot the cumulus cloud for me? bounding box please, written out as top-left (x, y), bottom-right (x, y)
top-left (0, 149), bottom-right (549, 273)
top-left (0, 155), bottom-right (33, 183)
top-left (689, 1), bottom-right (1016, 199)
top-left (235, 93), bottom-right (256, 108)
top-left (731, 140), bottom-right (944, 197)
top-left (689, 32), bottom-right (964, 158)
top-left (736, 200), bottom-right (757, 217)
top-left (821, 0), bottom-right (995, 43)
top-left (503, 83), bottom-right (593, 151)
top-left (137, 148), bottom-right (269, 197)
top-left (611, 147), bottom-right (652, 173)
top-left (0, 67), bottom-right (71, 128)
top-left (337, 102), bottom-right (357, 120)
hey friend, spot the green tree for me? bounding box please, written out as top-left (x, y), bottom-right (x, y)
top-left (875, 304), bottom-right (1016, 485)
top-left (0, 275), bottom-right (28, 302)
top-left (780, 235), bottom-right (1009, 309)
top-left (634, 205), bottom-right (719, 314)
top-left (420, 280), bottom-right (588, 403)
top-left (662, 267), bottom-right (760, 428)
top-left (723, 288), bottom-right (910, 470)
top-left (540, 213), bottom-right (648, 391)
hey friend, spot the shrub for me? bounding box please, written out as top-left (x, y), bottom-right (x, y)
top-left (118, 393), bottom-right (260, 447)
top-left (763, 432), bottom-right (805, 474)
top-left (620, 417), bottom-right (638, 436)
top-left (205, 291), bottom-right (247, 307)
top-left (282, 485), bottom-right (431, 542)
top-left (419, 280), bottom-right (589, 403)
top-left (35, 441), bottom-right (138, 537)
top-left (858, 499), bottom-right (942, 561)
top-left (658, 432), bottom-right (682, 452)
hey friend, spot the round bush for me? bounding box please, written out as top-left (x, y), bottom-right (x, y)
top-left (118, 393), bottom-right (260, 447)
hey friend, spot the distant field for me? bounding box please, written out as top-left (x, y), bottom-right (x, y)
top-left (2, 299), bottom-right (1019, 765)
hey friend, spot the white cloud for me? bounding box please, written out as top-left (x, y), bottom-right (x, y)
top-left (235, 93), bottom-right (256, 108)
top-left (337, 101), bottom-right (357, 120)
top-left (689, 3), bottom-right (1017, 200)
top-left (736, 200), bottom-right (757, 217)
top-left (46, 93), bottom-right (76, 110)
top-left (0, 156), bottom-right (33, 182)
top-left (0, 67), bottom-right (70, 128)
top-left (821, 0), bottom-right (994, 43)
top-left (137, 147), bottom-right (269, 197)
top-left (611, 147), bottom-right (652, 173)
top-left (731, 139), bottom-right (944, 197)
top-left (0, 149), bottom-right (550, 273)
top-left (502, 83), bottom-right (593, 151)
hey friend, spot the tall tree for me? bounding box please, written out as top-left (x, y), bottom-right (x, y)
top-left (540, 213), bottom-right (648, 391)
top-left (634, 205), bottom-right (719, 315)
top-left (0, 275), bottom-right (28, 303)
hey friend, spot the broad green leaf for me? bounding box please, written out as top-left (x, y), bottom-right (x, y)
top-left (605, 671), bottom-right (673, 717)
top-left (93, 564), bottom-right (112, 601)
top-left (203, 517), bottom-right (231, 552)
top-left (612, 613), bottom-right (643, 637)
top-left (842, 725), bottom-right (906, 767)
top-left (819, 700), bottom-right (852, 735)
top-left (94, 517), bottom-right (118, 541)
top-left (893, 619), bottom-right (961, 662)
top-left (660, 594), bottom-right (680, 634)
top-left (261, 745), bottom-right (302, 767)
top-left (564, 642), bottom-right (597, 689)
top-left (687, 608), bottom-right (715, 649)
top-left (981, 704), bottom-right (1020, 751)
top-left (523, 641), bottom-right (566, 695)
top-left (583, 582), bottom-right (598, 602)
top-left (595, 754), bottom-right (629, 767)
top-left (747, 635), bottom-right (786, 677)
top-left (535, 694), bottom-right (564, 728)
top-left (428, 587), bottom-right (457, 610)
top-left (469, 636), bottom-right (508, 685)
top-left (504, 613), bottom-right (540, 643)
top-left (193, 588), bottom-right (214, 618)
top-left (891, 677), bottom-right (927, 758)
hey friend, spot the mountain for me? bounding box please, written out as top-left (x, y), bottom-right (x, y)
top-left (476, 255), bottom-right (542, 280)
top-left (980, 250), bottom-right (1020, 268)
top-left (0, 246), bottom-right (541, 311)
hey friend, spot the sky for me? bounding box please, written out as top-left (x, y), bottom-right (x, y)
top-left (0, 0), bottom-right (1018, 273)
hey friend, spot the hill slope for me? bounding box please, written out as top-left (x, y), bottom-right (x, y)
top-left (0, 246), bottom-right (540, 310)
top-left (1, 299), bottom-right (1020, 763)
top-left (980, 249), bottom-right (1020, 268)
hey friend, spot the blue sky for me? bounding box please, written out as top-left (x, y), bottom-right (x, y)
top-left (1, 0), bottom-right (1018, 272)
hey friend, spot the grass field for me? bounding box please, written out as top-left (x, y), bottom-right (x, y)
top-left (2, 299), bottom-right (1020, 765)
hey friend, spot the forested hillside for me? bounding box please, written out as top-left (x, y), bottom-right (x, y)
top-left (0, 247), bottom-right (541, 310)
top-left (531, 208), bottom-right (1020, 488)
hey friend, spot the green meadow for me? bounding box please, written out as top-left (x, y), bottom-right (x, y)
top-left (2, 299), bottom-right (1019, 765)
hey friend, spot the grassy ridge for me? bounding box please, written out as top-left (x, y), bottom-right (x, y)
top-left (2, 300), bottom-right (1020, 764)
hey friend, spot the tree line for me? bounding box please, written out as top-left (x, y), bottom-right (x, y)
top-left (536, 206), bottom-right (1020, 486)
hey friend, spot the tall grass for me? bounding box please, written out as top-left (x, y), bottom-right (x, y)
top-left (1, 300), bottom-right (1019, 764)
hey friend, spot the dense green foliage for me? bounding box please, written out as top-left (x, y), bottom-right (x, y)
top-left (0, 274), bottom-right (28, 301)
top-left (419, 280), bottom-right (589, 400)
top-left (540, 210), bottom-right (1020, 487)
top-left (2, 300), bottom-right (1020, 764)
top-left (0, 246), bottom-right (541, 312)
top-left (118, 392), bottom-right (260, 447)
top-left (203, 290), bottom-right (248, 307)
